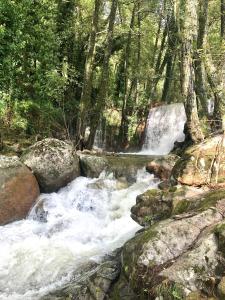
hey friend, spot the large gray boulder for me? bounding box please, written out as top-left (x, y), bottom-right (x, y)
top-left (0, 155), bottom-right (40, 225)
top-left (110, 189), bottom-right (225, 299)
top-left (21, 139), bottom-right (80, 193)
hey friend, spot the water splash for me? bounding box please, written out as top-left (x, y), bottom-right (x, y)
top-left (0, 169), bottom-right (158, 300)
top-left (141, 103), bottom-right (187, 155)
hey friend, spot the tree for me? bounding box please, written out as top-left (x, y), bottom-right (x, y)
top-left (76, 0), bottom-right (102, 146)
top-left (87, 0), bottom-right (118, 149)
top-left (179, 0), bottom-right (204, 143)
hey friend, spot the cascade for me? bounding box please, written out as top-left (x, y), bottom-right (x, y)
top-left (93, 119), bottom-right (106, 150)
top-left (0, 169), bottom-right (158, 300)
top-left (141, 103), bottom-right (187, 155)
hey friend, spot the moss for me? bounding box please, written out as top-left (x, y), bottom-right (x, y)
top-left (172, 154), bottom-right (191, 179)
top-left (172, 199), bottom-right (191, 215)
top-left (213, 222), bottom-right (225, 254)
top-left (197, 189), bottom-right (225, 210)
top-left (155, 281), bottom-right (185, 300)
top-left (169, 186), bottom-right (178, 193)
top-left (172, 189), bottom-right (225, 216)
top-left (122, 226), bottom-right (158, 281)
top-left (109, 273), bottom-right (137, 300)
top-left (214, 223), bottom-right (225, 234)
top-left (144, 189), bottom-right (160, 197)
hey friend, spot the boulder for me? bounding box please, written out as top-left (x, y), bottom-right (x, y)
top-left (146, 154), bottom-right (179, 181)
top-left (0, 155), bottom-right (40, 225)
top-left (79, 154), bottom-right (109, 178)
top-left (172, 135), bottom-right (225, 186)
top-left (111, 190), bottom-right (225, 299)
top-left (131, 185), bottom-right (207, 226)
top-left (21, 138), bottom-right (80, 193)
top-left (131, 189), bottom-right (172, 226)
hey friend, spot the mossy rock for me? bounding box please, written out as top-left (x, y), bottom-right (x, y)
top-left (172, 188), bottom-right (225, 215)
top-left (171, 135), bottom-right (225, 186)
top-left (131, 185), bottom-right (210, 226)
top-left (131, 188), bottom-right (173, 226)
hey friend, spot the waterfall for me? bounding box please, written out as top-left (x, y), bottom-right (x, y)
top-left (0, 169), bottom-right (158, 300)
top-left (93, 119), bottom-right (106, 150)
top-left (141, 103), bottom-right (187, 155)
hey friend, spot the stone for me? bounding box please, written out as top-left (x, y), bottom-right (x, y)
top-left (131, 189), bottom-right (172, 226)
top-left (79, 155), bottom-right (109, 178)
top-left (131, 185), bottom-right (207, 226)
top-left (79, 154), bottom-right (158, 183)
top-left (40, 249), bottom-right (121, 300)
top-left (217, 277), bottom-right (225, 300)
top-left (21, 138), bottom-right (80, 193)
top-left (172, 135), bottom-right (225, 186)
top-left (118, 203), bottom-right (225, 299)
top-left (146, 154), bottom-right (179, 181)
top-left (0, 155), bottom-right (40, 225)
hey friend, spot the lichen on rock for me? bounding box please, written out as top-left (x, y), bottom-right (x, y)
top-left (21, 138), bottom-right (80, 192)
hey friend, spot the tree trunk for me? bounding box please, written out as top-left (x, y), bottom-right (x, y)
top-left (87, 0), bottom-right (118, 149)
top-left (179, 0), bottom-right (204, 143)
top-left (119, 2), bottom-right (137, 149)
top-left (204, 0), bottom-right (225, 132)
top-left (205, 56), bottom-right (225, 131)
top-left (161, 11), bottom-right (178, 103)
top-left (194, 0), bottom-right (209, 116)
top-left (221, 0), bottom-right (225, 39)
top-left (76, 0), bottom-right (102, 147)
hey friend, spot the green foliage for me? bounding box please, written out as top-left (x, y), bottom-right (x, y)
top-left (0, 0), bottom-right (224, 147)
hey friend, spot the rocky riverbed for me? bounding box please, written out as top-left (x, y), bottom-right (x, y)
top-left (0, 135), bottom-right (225, 299)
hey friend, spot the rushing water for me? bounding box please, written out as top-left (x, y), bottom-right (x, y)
top-left (0, 169), bottom-right (158, 300)
top-left (141, 103), bottom-right (187, 155)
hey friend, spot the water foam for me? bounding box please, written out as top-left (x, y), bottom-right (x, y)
top-left (0, 169), bottom-right (157, 299)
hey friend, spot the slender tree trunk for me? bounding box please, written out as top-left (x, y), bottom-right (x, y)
top-left (119, 2), bottom-right (136, 148)
top-left (221, 0), bottom-right (225, 39)
top-left (193, 0), bottom-right (209, 116)
top-left (179, 0), bottom-right (204, 143)
top-left (146, 1), bottom-right (166, 99)
top-left (148, 15), bottom-right (169, 101)
top-left (161, 11), bottom-right (178, 103)
top-left (76, 0), bottom-right (102, 147)
top-left (87, 0), bottom-right (118, 149)
top-left (204, 0), bottom-right (225, 132)
top-left (205, 55), bottom-right (225, 131)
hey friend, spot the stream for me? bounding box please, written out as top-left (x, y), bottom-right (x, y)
top-left (0, 169), bottom-right (158, 299)
top-left (0, 103), bottom-right (186, 299)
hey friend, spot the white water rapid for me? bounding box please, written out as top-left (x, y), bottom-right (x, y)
top-left (0, 169), bottom-right (158, 300)
top-left (141, 103), bottom-right (187, 155)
